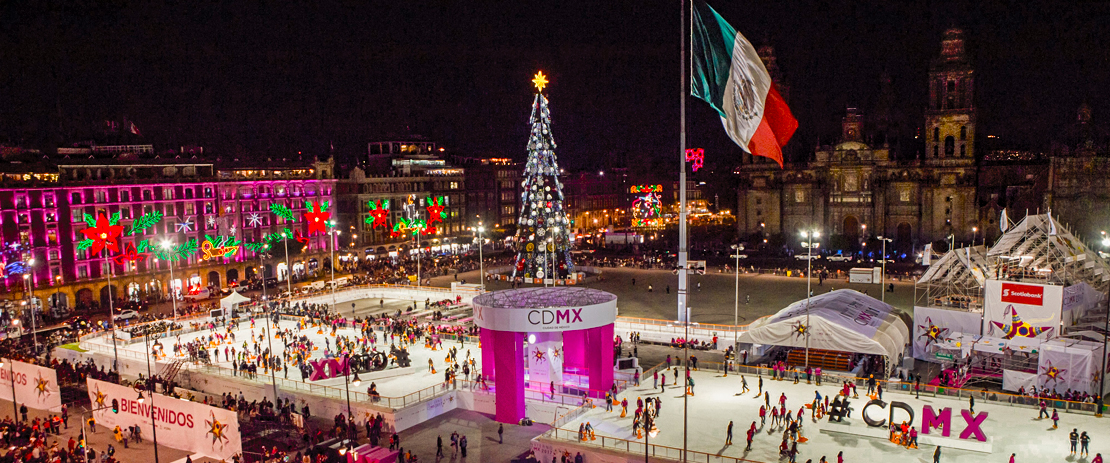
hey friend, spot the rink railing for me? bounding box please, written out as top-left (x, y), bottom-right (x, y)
top-left (194, 361), bottom-right (476, 409)
top-left (543, 427), bottom-right (765, 463)
top-left (616, 316), bottom-right (753, 340)
top-left (694, 361), bottom-right (1106, 416)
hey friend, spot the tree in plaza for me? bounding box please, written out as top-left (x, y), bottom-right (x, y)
top-left (512, 71), bottom-right (574, 281)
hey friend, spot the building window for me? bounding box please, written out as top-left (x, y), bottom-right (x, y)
top-left (450, 182), bottom-right (459, 189)
top-left (95, 190), bottom-right (108, 202)
top-left (756, 209), bottom-right (762, 217)
top-left (120, 190), bottom-right (130, 202)
top-left (945, 136), bottom-right (955, 157)
top-left (47, 229), bottom-right (58, 245)
top-left (960, 126), bottom-right (967, 141)
top-left (900, 189), bottom-right (911, 202)
top-left (142, 190), bottom-right (153, 201)
top-left (933, 127), bottom-right (940, 141)
top-left (17, 213), bottom-right (29, 224)
top-left (204, 187), bottom-right (214, 198)
top-left (48, 249), bottom-right (60, 261)
top-left (43, 194), bottom-right (55, 207)
top-left (45, 211), bottom-right (57, 223)
top-left (960, 144), bottom-right (966, 157)
top-left (795, 190), bottom-right (805, 203)
top-left (185, 188), bottom-right (194, 199)
top-left (77, 265), bottom-right (89, 279)
top-left (755, 198), bottom-right (762, 205)
top-left (15, 195), bottom-right (27, 208)
top-left (933, 145), bottom-right (939, 158)
top-left (71, 192), bottom-right (82, 204)
top-left (163, 187), bottom-right (175, 200)
top-left (121, 207), bottom-right (132, 220)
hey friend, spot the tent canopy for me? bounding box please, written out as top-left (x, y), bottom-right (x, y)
top-left (220, 290), bottom-right (250, 310)
top-left (739, 289), bottom-right (910, 362)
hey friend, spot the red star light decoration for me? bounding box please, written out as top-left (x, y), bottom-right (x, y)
top-left (81, 213), bottom-right (125, 255)
top-left (304, 201), bottom-right (331, 236)
top-left (366, 199), bottom-right (390, 229)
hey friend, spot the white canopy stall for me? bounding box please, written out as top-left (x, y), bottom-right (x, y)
top-left (220, 290), bottom-right (251, 312)
top-left (739, 289), bottom-right (910, 371)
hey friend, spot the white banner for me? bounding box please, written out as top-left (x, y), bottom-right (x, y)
top-left (0, 358), bottom-right (62, 412)
top-left (1062, 282), bottom-right (1104, 328)
top-left (912, 306), bottom-right (983, 360)
top-left (1037, 341), bottom-right (1101, 395)
top-left (984, 280), bottom-right (1061, 340)
top-left (86, 378), bottom-right (242, 460)
top-left (1002, 369), bottom-right (1037, 392)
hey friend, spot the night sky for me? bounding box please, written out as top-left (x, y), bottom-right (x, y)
top-left (2, 1), bottom-right (1109, 170)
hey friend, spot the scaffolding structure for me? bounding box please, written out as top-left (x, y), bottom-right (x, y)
top-left (915, 245), bottom-right (992, 312)
top-left (986, 213), bottom-right (1110, 292)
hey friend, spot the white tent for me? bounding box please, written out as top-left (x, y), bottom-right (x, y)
top-left (220, 290), bottom-right (250, 311)
top-left (739, 289), bottom-right (910, 363)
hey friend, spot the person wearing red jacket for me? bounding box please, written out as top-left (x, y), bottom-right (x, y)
top-left (759, 405), bottom-right (767, 426)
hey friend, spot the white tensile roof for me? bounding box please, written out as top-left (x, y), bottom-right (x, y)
top-left (739, 289), bottom-right (909, 362)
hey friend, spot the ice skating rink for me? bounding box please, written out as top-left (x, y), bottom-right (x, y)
top-left (562, 368), bottom-right (1109, 462)
top-left (89, 298), bottom-right (480, 399)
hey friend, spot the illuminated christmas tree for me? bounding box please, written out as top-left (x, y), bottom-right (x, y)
top-left (512, 71), bottom-right (574, 281)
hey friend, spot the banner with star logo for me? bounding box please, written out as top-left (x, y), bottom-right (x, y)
top-left (911, 306), bottom-right (983, 361)
top-left (0, 358), bottom-right (61, 412)
top-left (86, 378), bottom-right (242, 460)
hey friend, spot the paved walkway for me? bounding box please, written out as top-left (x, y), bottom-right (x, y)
top-left (396, 409), bottom-right (548, 463)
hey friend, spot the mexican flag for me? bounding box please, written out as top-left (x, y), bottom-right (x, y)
top-left (692, 1), bottom-right (797, 167)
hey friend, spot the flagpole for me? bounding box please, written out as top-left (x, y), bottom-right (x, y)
top-left (680, 0), bottom-right (690, 461)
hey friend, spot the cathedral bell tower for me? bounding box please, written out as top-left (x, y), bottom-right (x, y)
top-left (925, 28), bottom-right (975, 163)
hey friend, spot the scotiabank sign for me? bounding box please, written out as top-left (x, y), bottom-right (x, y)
top-left (1001, 283), bottom-right (1044, 306)
top-left (87, 378), bottom-right (241, 460)
top-left (473, 292), bottom-right (616, 332)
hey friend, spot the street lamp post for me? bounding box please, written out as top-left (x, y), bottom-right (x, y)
top-left (343, 361), bottom-right (361, 445)
top-left (160, 241), bottom-right (179, 320)
top-left (730, 244), bottom-right (743, 371)
top-left (258, 245), bottom-right (279, 398)
top-left (2, 358), bottom-right (17, 419)
top-left (141, 335), bottom-right (161, 463)
top-left (330, 224), bottom-right (340, 313)
top-left (282, 232), bottom-right (293, 299)
top-left (477, 225), bottom-right (485, 291)
top-left (878, 237), bottom-right (892, 303)
top-left (972, 227), bottom-right (979, 247)
top-left (106, 257), bottom-right (120, 371)
top-left (23, 272), bottom-right (37, 353)
top-left (801, 230), bottom-right (820, 368)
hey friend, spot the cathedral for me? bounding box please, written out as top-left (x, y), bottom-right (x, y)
top-left (736, 28), bottom-right (979, 255)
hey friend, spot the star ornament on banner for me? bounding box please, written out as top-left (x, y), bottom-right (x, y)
top-left (176, 217), bottom-right (195, 233)
top-left (92, 385), bottom-right (107, 409)
top-left (80, 213), bottom-right (125, 255)
top-left (917, 317), bottom-right (950, 348)
top-left (205, 411), bottom-right (230, 446)
top-left (34, 372), bottom-right (52, 400)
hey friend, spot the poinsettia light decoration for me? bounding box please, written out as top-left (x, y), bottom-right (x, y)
top-left (304, 200), bottom-right (331, 235)
top-left (78, 213), bottom-right (125, 255)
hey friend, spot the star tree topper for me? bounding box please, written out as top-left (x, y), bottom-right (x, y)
top-left (532, 71), bottom-right (548, 92)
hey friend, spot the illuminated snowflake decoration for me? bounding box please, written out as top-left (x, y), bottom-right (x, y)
top-left (206, 216), bottom-right (217, 227)
top-left (916, 317), bottom-right (950, 348)
top-left (176, 217), bottom-right (195, 233)
top-left (246, 213), bottom-right (263, 228)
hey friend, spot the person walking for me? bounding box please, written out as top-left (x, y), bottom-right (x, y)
top-left (436, 435), bottom-right (444, 458)
top-left (915, 378), bottom-right (921, 399)
top-left (968, 394), bottom-right (974, 414)
top-left (660, 372), bottom-right (666, 392)
top-left (745, 422), bottom-right (755, 451)
top-left (759, 405), bottom-right (767, 427)
top-left (653, 370), bottom-right (658, 389)
top-left (1092, 453), bottom-right (1103, 463)
top-left (1070, 429), bottom-right (1080, 454)
top-left (742, 375), bottom-right (750, 394)
top-left (1008, 453), bottom-right (1015, 463)
top-left (498, 423), bottom-right (504, 444)
top-left (933, 445), bottom-right (941, 463)
top-left (1051, 409), bottom-right (1059, 429)
top-left (726, 421), bottom-right (733, 445)
top-left (460, 434), bottom-right (468, 458)
top-left (1081, 431), bottom-right (1090, 456)
top-left (1038, 400), bottom-right (1049, 419)
top-left (758, 376), bottom-right (764, 396)
top-left (789, 440), bottom-right (799, 463)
